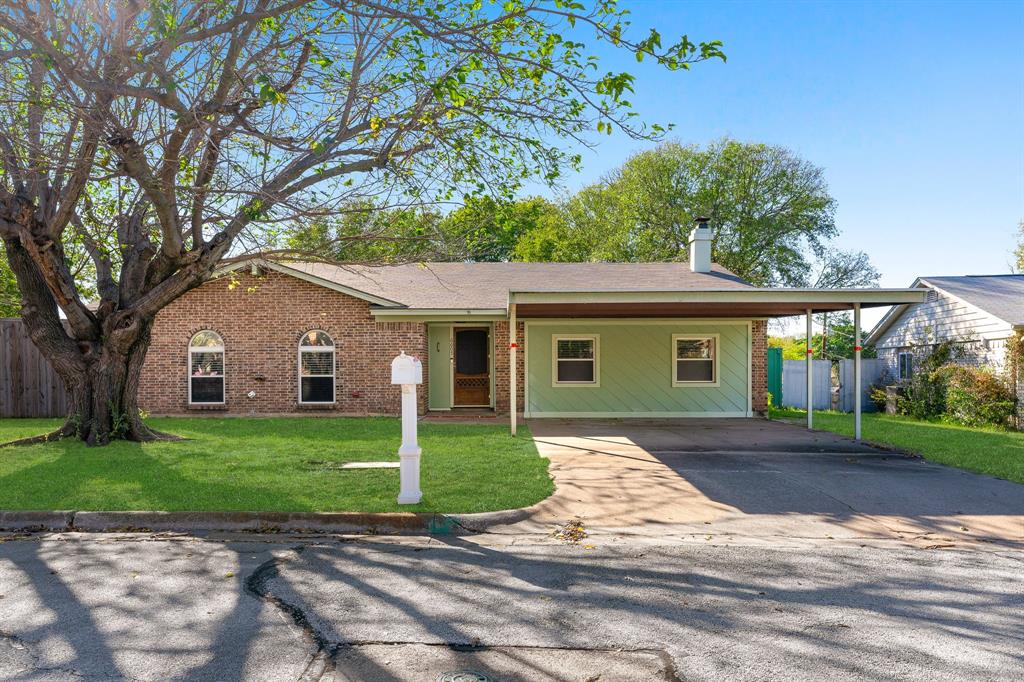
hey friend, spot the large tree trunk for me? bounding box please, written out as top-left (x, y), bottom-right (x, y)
top-left (2, 235), bottom-right (177, 446)
top-left (61, 319), bottom-right (170, 445)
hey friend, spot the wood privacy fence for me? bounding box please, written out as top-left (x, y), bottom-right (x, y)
top-left (0, 319), bottom-right (69, 418)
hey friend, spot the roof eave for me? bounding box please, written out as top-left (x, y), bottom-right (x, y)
top-left (215, 258), bottom-right (406, 307)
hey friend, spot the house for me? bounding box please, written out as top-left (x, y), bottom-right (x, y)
top-left (866, 275), bottom-right (1024, 381)
top-left (139, 223), bottom-right (924, 433)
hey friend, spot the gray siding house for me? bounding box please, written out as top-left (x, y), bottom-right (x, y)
top-left (867, 275), bottom-right (1024, 383)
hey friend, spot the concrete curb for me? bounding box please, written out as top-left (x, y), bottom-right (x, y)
top-left (0, 510), bottom-right (75, 531)
top-left (0, 509), bottom-right (533, 535)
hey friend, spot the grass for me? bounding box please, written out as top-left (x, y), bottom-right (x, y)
top-left (0, 417), bottom-right (553, 513)
top-left (771, 407), bottom-right (1024, 485)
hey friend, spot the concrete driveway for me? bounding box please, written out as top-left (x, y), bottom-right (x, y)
top-left (516, 418), bottom-right (1024, 546)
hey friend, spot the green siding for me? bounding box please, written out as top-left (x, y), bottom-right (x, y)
top-left (526, 322), bottom-right (750, 416)
top-left (427, 324), bottom-right (452, 410)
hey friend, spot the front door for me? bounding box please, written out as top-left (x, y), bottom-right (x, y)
top-left (453, 327), bottom-right (490, 407)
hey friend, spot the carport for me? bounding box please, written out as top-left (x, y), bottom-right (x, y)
top-left (521, 417), bottom-right (1024, 544)
top-left (508, 287), bottom-right (927, 439)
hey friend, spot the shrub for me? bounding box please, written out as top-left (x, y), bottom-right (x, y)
top-left (895, 340), bottom-right (964, 419)
top-left (943, 366), bottom-right (1016, 428)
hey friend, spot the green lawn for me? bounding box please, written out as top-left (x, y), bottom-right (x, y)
top-left (771, 408), bottom-right (1024, 484)
top-left (0, 417), bottom-right (552, 513)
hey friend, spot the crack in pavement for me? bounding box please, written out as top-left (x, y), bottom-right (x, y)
top-left (1, 629), bottom-right (86, 679)
top-left (244, 545), bottom-right (335, 682)
top-left (242, 546), bottom-right (684, 682)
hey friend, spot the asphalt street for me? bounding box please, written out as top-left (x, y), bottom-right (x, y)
top-left (0, 532), bottom-right (1021, 681)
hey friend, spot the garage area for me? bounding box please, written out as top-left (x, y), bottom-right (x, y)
top-left (518, 418), bottom-right (1024, 545)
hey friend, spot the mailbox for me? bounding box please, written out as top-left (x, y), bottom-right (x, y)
top-left (390, 351), bottom-right (423, 385)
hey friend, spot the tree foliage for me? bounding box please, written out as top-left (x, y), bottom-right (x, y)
top-left (0, 256), bottom-right (17, 316)
top-left (1015, 220), bottom-right (1024, 271)
top-left (0, 0), bottom-right (723, 444)
top-left (515, 139), bottom-right (878, 288)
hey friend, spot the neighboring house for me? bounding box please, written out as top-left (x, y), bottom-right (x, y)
top-left (867, 275), bottom-right (1024, 380)
top-left (138, 225), bottom-right (923, 426)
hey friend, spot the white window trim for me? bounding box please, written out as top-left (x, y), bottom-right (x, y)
top-left (551, 334), bottom-right (600, 387)
top-left (898, 351), bottom-right (913, 381)
top-left (188, 331), bottom-right (225, 405)
top-left (671, 333), bottom-right (720, 387)
top-left (298, 331), bottom-right (337, 405)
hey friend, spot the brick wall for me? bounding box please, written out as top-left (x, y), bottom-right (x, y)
top-left (493, 320), bottom-right (525, 415)
top-left (140, 270), bottom-right (427, 415)
top-left (751, 319), bottom-right (768, 415)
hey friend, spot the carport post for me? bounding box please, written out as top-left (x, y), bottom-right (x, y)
top-left (854, 303), bottom-right (862, 441)
top-left (806, 308), bottom-right (813, 429)
top-left (509, 301), bottom-right (517, 436)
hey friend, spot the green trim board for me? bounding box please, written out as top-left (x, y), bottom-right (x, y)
top-left (525, 321), bottom-right (751, 417)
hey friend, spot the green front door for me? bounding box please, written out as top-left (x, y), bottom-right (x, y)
top-left (427, 324), bottom-right (453, 410)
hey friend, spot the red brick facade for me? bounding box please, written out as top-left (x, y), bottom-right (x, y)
top-left (493, 320), bottom-right (526, 415)
top-left (140, 270), bottom-right (427, 415)
top-left (751, 319), bottom-right (769, 415)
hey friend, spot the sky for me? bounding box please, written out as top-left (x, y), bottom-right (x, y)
top-left (543, 0), bottom-right (1024, 329)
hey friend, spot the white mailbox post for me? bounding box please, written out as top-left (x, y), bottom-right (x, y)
top-left (391, 351), bottom-right (423, 504)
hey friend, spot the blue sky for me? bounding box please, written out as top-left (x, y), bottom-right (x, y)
top-left (547, 0), bottom-right (1023, 322)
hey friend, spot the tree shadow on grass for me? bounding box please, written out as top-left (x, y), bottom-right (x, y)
top-left (0, 441), bottom-right (307, 512)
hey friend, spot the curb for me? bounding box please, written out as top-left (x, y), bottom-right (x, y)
top-left (0, 509), bottom-right (533, 535)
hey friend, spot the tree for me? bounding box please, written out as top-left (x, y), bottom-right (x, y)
top-left (1015, 220), bottom-right (1024, 271)
top-left (769, 315), bottom-right (877, 362)
top-left (287, 195), bottom-right (564, 263)
top-left (0, 1), bottom-right (723, 444)
top-left (0, 256), bottom-right (18, 317)
top-left (514, 139), bottom-right (878, 288)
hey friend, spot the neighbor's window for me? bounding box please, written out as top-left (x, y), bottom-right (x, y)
top-left (673, 335), bottom-right (717, 385)
top-left (553, 336), bottom-right (598, 385)
top-left (189, 330), bottom-right (225, 404)
top-left (898, 352), bottom-right (913, 381)
top-left (299, 330), bottom-right (335, 404)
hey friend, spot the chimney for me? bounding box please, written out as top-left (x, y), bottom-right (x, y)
top-left (688, 217), bottom-right (712, 273)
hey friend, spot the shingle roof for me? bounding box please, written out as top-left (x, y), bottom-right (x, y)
top-left (284, 261), bottom-right (752, 309)
top-left (921, 275), bottom-right (1024, 326)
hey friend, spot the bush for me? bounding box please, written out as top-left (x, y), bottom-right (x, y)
top-left (943, 366), bottom-right (1016, 428)
top-left (894, 340), bottom-right (963, 419)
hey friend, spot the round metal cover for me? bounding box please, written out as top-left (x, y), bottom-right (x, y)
top-left (437, 671), bottom-right (493, 682)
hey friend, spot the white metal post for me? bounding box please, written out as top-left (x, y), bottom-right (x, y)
top-left (854, 303), bottom-right (862, 441)
top-left (509, 301), bottom-right (517, 436)
top-left (806, 308), bottom-right (814, 429)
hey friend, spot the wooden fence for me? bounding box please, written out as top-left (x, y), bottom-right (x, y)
top-left (0, 319), bottom-right (69, 418)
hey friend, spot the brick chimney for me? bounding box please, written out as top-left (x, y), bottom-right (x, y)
top-left (689, 217), bottom-right (713, 273)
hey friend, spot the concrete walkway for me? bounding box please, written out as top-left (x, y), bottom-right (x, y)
top-left (503, 418), bottom-right (1024, 547)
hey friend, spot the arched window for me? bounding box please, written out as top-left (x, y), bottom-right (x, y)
top-left (189, 331), bottom-right (224, 404)
top-left (299, 330), bottom-right (335, 404)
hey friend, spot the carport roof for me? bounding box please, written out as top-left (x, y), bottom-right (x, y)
top-left (224, 259), bottom-right (926, 318)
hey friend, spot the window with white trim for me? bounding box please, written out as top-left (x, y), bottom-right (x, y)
top-left (553, 336), bottom-right (598, 385)
top-left (189, 331), bottom-right (225, 404)
top-left (299, 330), bottom-right (335, 403)
top-left (672, 335), bottom-right (717, 385)
top-left (898, 351), bottom-right (913, 381)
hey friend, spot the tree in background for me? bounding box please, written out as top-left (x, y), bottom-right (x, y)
top-left (515, 139), bottom-right (879, 289)
top-left (1015, 220), bottom-right (1024, 271)
top-left (0, 0), bottom-right (724, 444)
top-left (0, 257), bottom-right (17, 317)
top-left (769, 314), bottom-right (877, 361)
